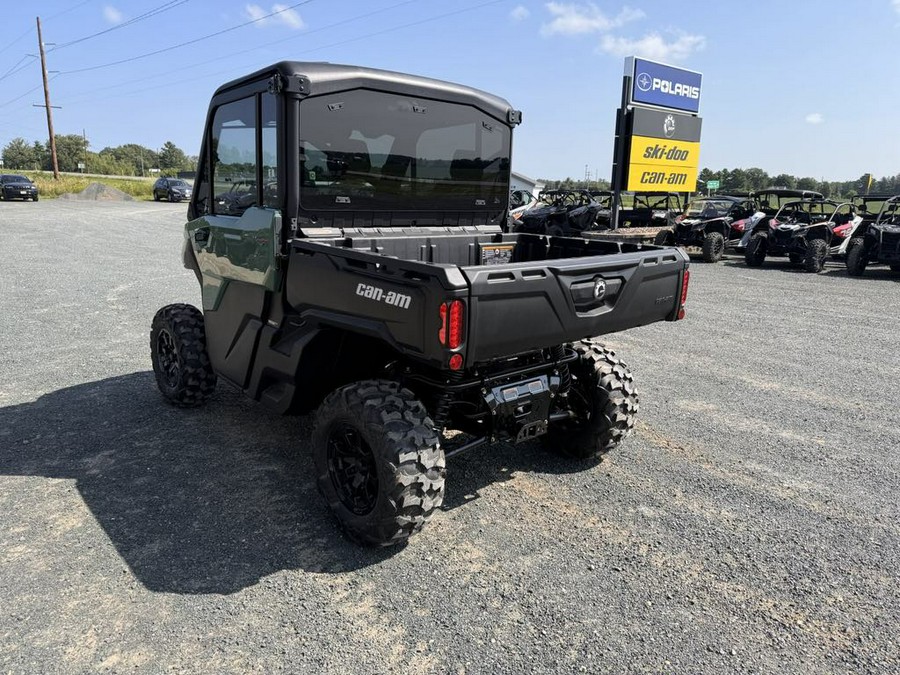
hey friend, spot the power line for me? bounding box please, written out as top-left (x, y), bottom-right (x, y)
top-left (56, 0), bottom-right (421, 104)
top-left (57, 0), bottom-right (506, 105)
top-left (46, 0), bottom-right (94, 21)
top-left (61, 0), bottom-right (315, 75)
top-left (0, 26), bottom-right (34, 58)
top-left (0, 55), bottom-right (37, 83)
top-left (51, 0), bottom-right (190, 51)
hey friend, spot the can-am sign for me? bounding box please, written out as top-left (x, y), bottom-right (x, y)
top-left (628, 57), bottom-right (702, 114)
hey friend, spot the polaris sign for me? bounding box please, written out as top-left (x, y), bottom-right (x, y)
top-left (628, 57), bottom-right (702, 114)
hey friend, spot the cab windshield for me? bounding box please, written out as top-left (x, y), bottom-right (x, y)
top-left (298, 89), bottom-right (511, 215)
top-left (685, 199), bottom-right (732, 218)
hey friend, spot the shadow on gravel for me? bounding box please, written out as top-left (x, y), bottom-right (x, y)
top-left (441, 436), bottom-right (603, 511)
top-left (0, 372), bottom-right (399, 595)
top-left (720, 258), bottom-right (900, 279)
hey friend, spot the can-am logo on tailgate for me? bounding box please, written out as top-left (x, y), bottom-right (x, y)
top-left (356, 283), bottom-right (411, 310)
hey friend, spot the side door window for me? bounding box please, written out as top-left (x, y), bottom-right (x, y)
top-left (211, 97), bottom-right (258, 216)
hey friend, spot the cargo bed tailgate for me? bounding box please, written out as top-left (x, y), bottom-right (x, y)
top-left (460, 247), bottom-right (688, 362)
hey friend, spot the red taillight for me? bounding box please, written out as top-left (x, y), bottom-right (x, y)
top-left (449, 353), bottom-right (463, 370)
top-left (676, 269), bottom-right (690, 321)
top-left (438, 300), bottom-right (466, 349)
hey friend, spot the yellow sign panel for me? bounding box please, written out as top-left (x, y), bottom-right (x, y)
top-left (626, 134), bottom-right (701, 191)
top-left (628, 136), bottom-right (701, 168)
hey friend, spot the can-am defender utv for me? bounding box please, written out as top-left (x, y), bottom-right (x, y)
top-left (149, 62), bottom-right (690, 546)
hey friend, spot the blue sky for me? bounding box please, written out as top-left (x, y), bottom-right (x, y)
top-left (0, 0), bottom-right (897, 181)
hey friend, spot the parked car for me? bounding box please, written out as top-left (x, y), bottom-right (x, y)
top-left (0, 174), bottom-right (38, 201)
top-left (845, 194), bottom-right (900, 276)
top-left (153, 177), bottom-right (193, 202)
top-left (744, 198), bottom-right (857, 272)
top-left (655, 194), bottom-right (759, 262)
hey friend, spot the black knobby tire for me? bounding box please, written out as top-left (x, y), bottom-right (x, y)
top-left (543, 339), bottom-right (639, 460)
top-left (150, 303), bottom-right (217, 407)
top-left (701, 231), bottom-right (725, 263)
top-left (654, 229), bottom-right (673, 246)
top-left (788, 253), bottom-right (803, 265)
top-left (846, 237), bottom-right (867, 276)
top-left (312, 380), bottom-right (445, 546)
top-left (804, 238), bottom-right (828, 273)
top-left (745, 232), bottom-right (767, 267)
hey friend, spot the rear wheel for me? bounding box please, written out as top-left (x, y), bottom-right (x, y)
top-left (543, 339), bottom-right (639, 461)
top-left (150, 304), bottom-right (217, 407)
top-left (788, 253), bottom-right (803, 265)
top-left (654, 229), bottom-right (674, 246)
top-left (804, 238), bottom-right (828, 273)
top-left (846, 237), bottom-right (867, 276)
top-left (701, 231), bottom-right (725, 262)
top-left (312, 380), bottom-right (445, 546)
top-left (745, 232), bottom-right (767, 267)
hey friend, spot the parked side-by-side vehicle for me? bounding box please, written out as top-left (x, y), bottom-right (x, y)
top-left (845, 194), bottom-right (900, 276)
top-left (149, 62), bottom-right (690, 546)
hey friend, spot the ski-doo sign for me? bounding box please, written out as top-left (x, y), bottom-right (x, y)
top-left (628, 57), bottom-right (702, 114)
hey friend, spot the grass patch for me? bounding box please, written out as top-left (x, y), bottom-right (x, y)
top-left (20, 171), bottom-right (155, 200)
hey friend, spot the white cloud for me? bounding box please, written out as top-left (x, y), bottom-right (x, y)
top-left (598, 31), bottom-right (705, 62)
top-left (511, 5), bottom-right (531, 21)
top-left (244, 3), bottom-right (305, 29)
top-left (541, 3), bottom-right (645, 36)
top-left (103, 5), bottom-right (124, 24)
top-left (805, 113), bottom-right (824, 125)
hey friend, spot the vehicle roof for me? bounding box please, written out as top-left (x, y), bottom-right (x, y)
top-left (693, 195), bottom-right (745, 202)
top-left (778, 198), bottom-right (840, 208)
top-left (214, 61), bottom-right (519, 124)
top-left (852, 192), bottom-right (899, 200)
top-left (754, 188), bottom-right (823, 198)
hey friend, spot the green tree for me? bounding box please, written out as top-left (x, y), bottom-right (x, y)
top-left (99, 143), bottom-right (158, 176)
top-left (2, 137), bottom-right (36, 169)
top-left (158, 141), bottom-right (187, 173)
top-left (52, 134), bottom-right (89, 172)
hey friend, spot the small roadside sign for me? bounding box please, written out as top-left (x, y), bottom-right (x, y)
top-left (707, 180), bottom-right (720, 189)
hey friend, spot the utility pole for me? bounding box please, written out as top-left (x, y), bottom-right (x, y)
top-left (36, 16), bottom-right (59, 179)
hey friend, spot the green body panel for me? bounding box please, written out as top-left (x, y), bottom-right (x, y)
top-left (185, 207), bottom-right (282, 310)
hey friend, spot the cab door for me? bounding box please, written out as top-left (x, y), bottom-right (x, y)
top-left (185, 89), bottom-right (282, 388)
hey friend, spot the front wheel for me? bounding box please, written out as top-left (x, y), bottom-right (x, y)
top-left (150, 304), bottom-right (217, 407)
top-left (846, 237), bottom-right (867, 276)
top-left (804, 238), bottom-right (828, 273)
top-left (745, 232), bottom-right (767, 267)
top-left (312, 380), bottom-right (445, 546)
top-left (701, 231), bottom-right (725, 262)
top-left (542, 339), bottom-right (639, 460)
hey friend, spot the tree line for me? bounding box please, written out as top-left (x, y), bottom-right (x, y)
top-left (1, 135), bottom-right (196, 176)
top-left (538, 168), bottom-right (899, 199)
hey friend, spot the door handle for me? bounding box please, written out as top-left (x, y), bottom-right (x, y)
top-left (194, 227), bottom-right (210, 244)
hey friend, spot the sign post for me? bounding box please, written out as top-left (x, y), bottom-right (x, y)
top-left (610, 57), bottom-right (703, 229)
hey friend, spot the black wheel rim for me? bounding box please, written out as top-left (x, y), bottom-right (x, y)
top-left (156, 329), bottom-right (180, 389)
top-left (327, 423), bottom-right (379, 515)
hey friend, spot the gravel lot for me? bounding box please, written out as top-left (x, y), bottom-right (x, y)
top-left (1, 200), bottom-right (898, 674)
